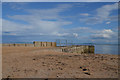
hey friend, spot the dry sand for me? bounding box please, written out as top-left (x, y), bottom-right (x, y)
top-left (2, 47), bottom-right (119, 78)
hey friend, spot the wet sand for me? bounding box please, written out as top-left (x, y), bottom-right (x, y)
top-left (2, 47), bottom-right (119, 78)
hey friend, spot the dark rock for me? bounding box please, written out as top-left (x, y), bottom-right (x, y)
top-left (80, 67), bottom-right (82, 69)
top-left (7, 76), bottom-right (10, 78)
top-left (18, 70), bottom-right (20, 72)
top-left (35, 70), bottom-right (38, 73)
top-left (33, 58), bottom-right (36, 60)
top-left (74, 55), bottom-right (79, 56)
top-left (62, 63), bottom-right (65, 65)
top-left (84, 72), bottom-right (90, 75)
top-left (60, 68), bottom-right (63, 70)
top-left (83, 69), bottom-right (87, 71)
top-left (48, 69), bottom-right (50, 70)
top-left (59, 67), bottom-right (63, 70)
top-left (58, 62), bottom-right (61, 63)
top-left (110, 58), bottom-right (114, 60)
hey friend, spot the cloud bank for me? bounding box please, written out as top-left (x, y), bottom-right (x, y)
top-left (2, 2), bottom-right (118, 44)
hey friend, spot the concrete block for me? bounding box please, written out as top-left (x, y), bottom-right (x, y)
top-left (33, 41), bottom-right (56, 47)
top-left (42, 42), bottom-right (47, 47)
top-left (88, 46), bottom-right (94, 53)
top-left (15, 44), bottom-right (26, 47)
top-left (2, 44), bottom-right (10, 47)
top-left (61, 45), bottom-right (94, 54)
top-left (51, 42), bottom-right (56, 47)
top-left (47, 42), bottom-right (52, 47)
top-left (25, 44), bottom-right (34, 47)
top-left (9, 44), bottom-right (15, 47)
top-left (33, 41), bottom-right (42, 47)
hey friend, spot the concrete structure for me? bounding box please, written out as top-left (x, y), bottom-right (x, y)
top-left (2, 44), bottom-right (34, 47)
top-left (14, 44), bottom-right (26, 47)
top-left (25, 44), bottom-right (34, 47)
top-left (33, 41), bottom-right (56, 47)
top-left (2, 41), bottom-right (94, 54)
top-left (2, 44), bottom-right (10, 47)
top-left (2, 41), bottom-right (57, 47)
top-left (61, 45), bottom-right (94, 54)
top-left (47, 42), bottom-right (52, 47)
top-left (33, 41), bottom-right (42, 47)
top-left (51, 42), bottom-right (56, 47)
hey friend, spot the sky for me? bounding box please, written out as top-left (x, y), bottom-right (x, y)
top-left (2, 2), bottom-right (118, 44)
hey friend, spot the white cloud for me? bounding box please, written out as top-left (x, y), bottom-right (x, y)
top-left (96, 3), bottom-right (118, 20)
top-left (80, 13), bottom-right (90, 16)
top-left (3, 4), bottom-right (73, 36)
top-left (2, 19), bottom-right (34, 35)
top-left (73, 33), bottom-right (78, 38)
top-left (51, 32), bottom-right (69, 37)
top-left (2, 2), bottom-right (118, 44)
top-left (80, 3), bottom-right (118, 24)
top-left (71, 27), bottom-right (89, 31)
top-left (106, 22), bottom-right (111, 24)
top-left (92, 29), bottom-right (115, 39)
top-left (3, 3), bottom-right (28, 10)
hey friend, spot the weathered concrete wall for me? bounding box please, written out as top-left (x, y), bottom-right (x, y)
top-left (14, 44), bottom-right (26, 47)
top-left (33, 42), bottom-right (42, 47)
top-left (47, 42), bottom-right (52, 47)
top-left (2, 44), bottom-right (10, 47)
top-left (25, 44), bottom-right (34, 47)
top-left (2, 41), bottom-right (57, 47)
top-left (42, 42), bottom-right (47, 47)
top-left (37, 45), bottom-right (94, 54)
top-left (33, 41), bottom-right (56, 47)
top-left (51, 42), bottom-right (56, 47)
top-left (2, 44), bottom-right (34, 47)
top-left (9, 44), bottom-right (15, 47)
top-left (2, 42), bottom-right (94, 54)
top-left (61, 45), bottom-right (94, 54)
top-left (2, 43), bottom-right (94, 54)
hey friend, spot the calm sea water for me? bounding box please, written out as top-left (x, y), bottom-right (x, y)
top-left (94, 44), bottom-right (118, 55)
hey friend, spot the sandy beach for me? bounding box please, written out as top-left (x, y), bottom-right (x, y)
top-left (2, 47), bottom-right (119, 78)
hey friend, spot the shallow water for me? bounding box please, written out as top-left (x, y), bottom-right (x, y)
top-left (94, 44), bottom-right (118, 55)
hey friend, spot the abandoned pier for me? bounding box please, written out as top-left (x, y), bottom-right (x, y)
top-left (2, 41), bottom-right (94, 54)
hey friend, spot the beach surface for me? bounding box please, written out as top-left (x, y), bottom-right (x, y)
top-left (2, 47), bottom-right (119, 78)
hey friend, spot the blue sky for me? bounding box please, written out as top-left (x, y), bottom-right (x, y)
top-left (2, 2), bottom-right (118, 44)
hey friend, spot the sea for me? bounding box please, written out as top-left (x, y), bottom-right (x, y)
top-left (73, 43), bottom-right (119, 55)
top-left (94, 44), bottom-right (118, 55)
